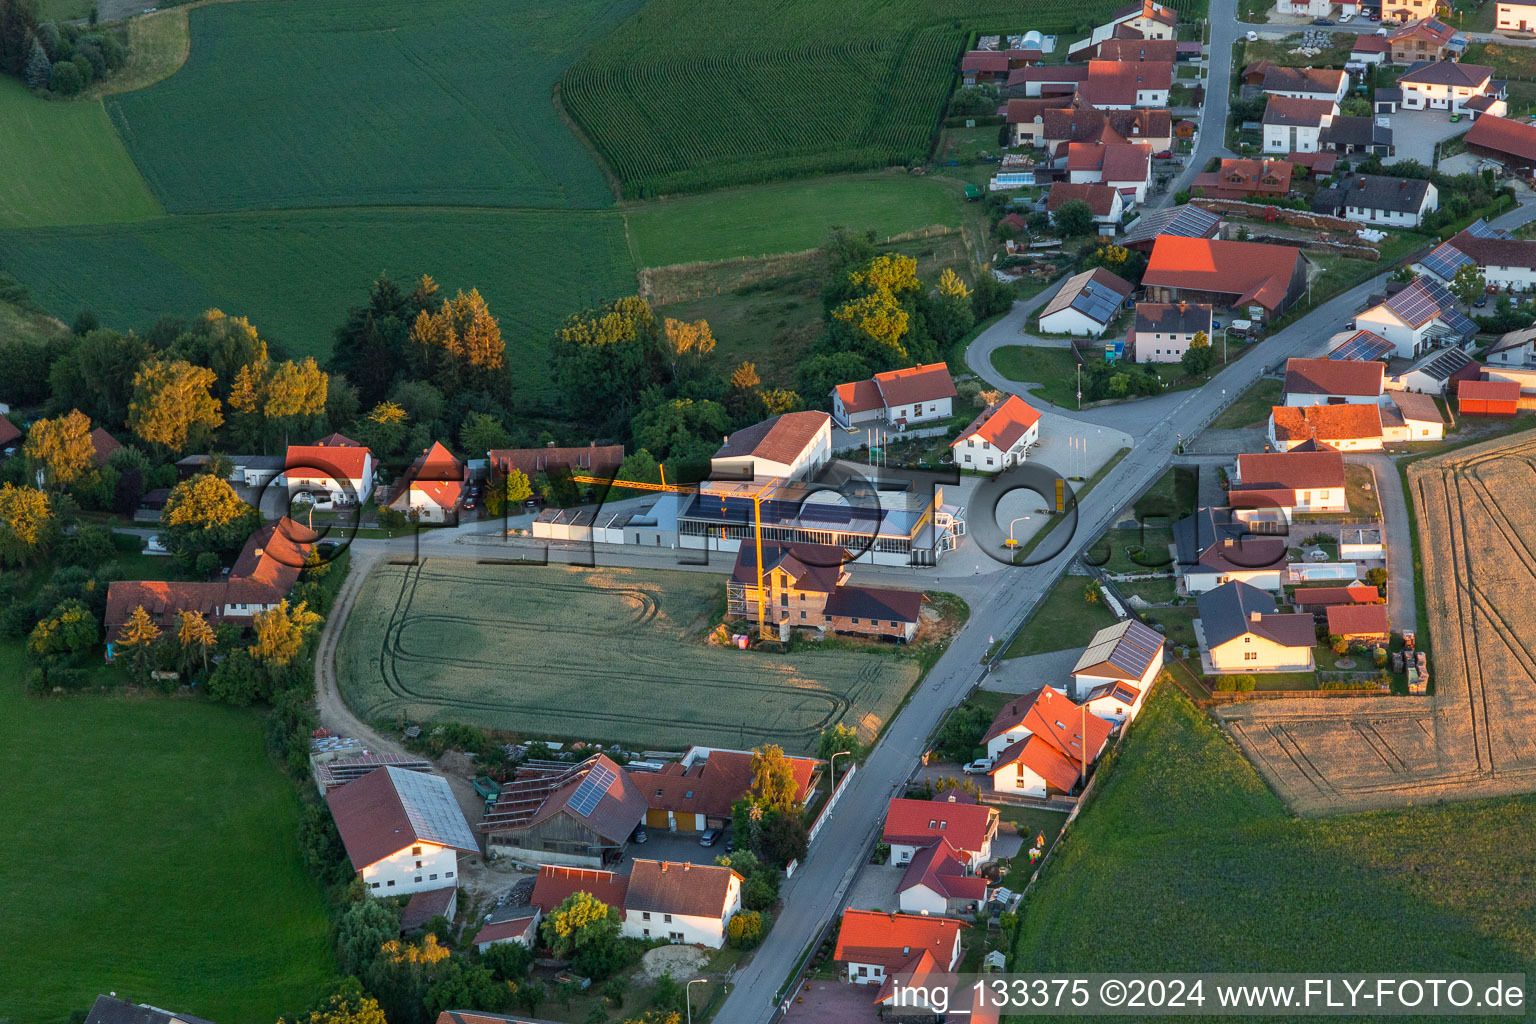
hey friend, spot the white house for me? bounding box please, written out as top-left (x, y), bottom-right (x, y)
top-left (1197, 580), bottom-right (1317, 673)
top-left (1269, 404), bottom-right (1384, 451)
top-left (831, 362), bottom-right (957, 430)
top-left (710, 410), bottom-right (831, 482)
top-left (285, 432), bottom-right (375, 505)
top-left (1397, 60), bottom-right (1498, 111)
top-left (1380, 390), bottom-right (1446, 442)
top-left (1353, 277), bottom-right (1476, 359)
top-left (1129, 301), bottom-right (1212, 362)
top-left (385, 441), bottom-right (468, 523)
top-left (1387, 346), bottom-right (1479, 395)
top-left (881, 796), bottom-right (998, 870)
top-left (1228, 450), bottom-right (1349, 516)
top-left (1262, 96), bottom-right (1338, 155)
top-left (950, 394), bottom-right (1042, 472)
top-left (834, 910), bottom-right (964, 987)
top-left (229, 454), bottom-right (285, 489)
top-left (1264, 66), bottom-right (1349, 104)
top-left (896, 839), bottom-right (989, 916)
top-left (1277, 0), bottom-right (1331, 13)
top-left (1080, 60), bottom-right (1173, 109)
top-left (326, 766), bottom-right (478, 897)
top-left (1484, 327), bottom-right (1536, 394)
top-left (1331, 175), bottom-right (1439, 228)
top-left (473, 906), bottom-right (540, 952)
top-left (983, 686), bottom-right (1115, 798)
top-left (1080, 681), bottom-right (1147, 725)
top-left (1038, 267), bottom-right (1135, 337)
top-left (1283, 357), bottom-right (1385, 406)
top-left (1497, 0), bottom-right (1536, 31)
top-left (1417, 227), bottom-right (1536, 293)
top-left (1173, 505), bottom-right (1289, 595)
top-left (622, 860), bottom-right (742, 948)
top-left (1046, 182), bottom-right (1126, 231)
top-left (1069, 619), bottom-right (1166, 700)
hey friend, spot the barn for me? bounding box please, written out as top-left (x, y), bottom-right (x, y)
top-left (1457, 378), bottom-right (1521, 417)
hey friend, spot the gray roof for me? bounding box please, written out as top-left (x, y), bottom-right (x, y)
top-left (1072, 619), bottom-right (1164, 679)
top-left (1197, 580), bottom-right (1315, 649)
top-left (1319, 119), bottom-right (1394, 152)
top-left (1134, 301), bottom-right (1212, 336)
top-left (231, 454), bottom-right (286, 470)
top-left (1173, 507), bottom-right (1245, 565)
top-left (1332, 174), bottom-right (1431, 214)
top-left (1120, 204), bottom-right (1221, 247)
top-left (1409, 346), bottom-right (1476, 381)
top-left (85, 996), bottom-right (215, 1024)
top-left (1040, 267), bottom-right (1134, 326)
top-left (1399, 60), bottom-right (1492, 89)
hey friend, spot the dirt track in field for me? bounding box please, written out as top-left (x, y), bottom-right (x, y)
top-left (1218, 432), bottom-right (1536, 816)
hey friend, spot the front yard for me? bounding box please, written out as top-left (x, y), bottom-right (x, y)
top-left (1085, 525), bottom-right (1176, 575)
top-left (1004, 574), bottom-right (1120, 658)
top-left (1209, 377), bottom-right (1282, 429)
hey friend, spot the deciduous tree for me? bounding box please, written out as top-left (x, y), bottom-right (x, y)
top-left (28, 599), bottom-right (97, 666)
top-left (1052, 199), bottom-right (1095, 238)
top-left (128, 358), bottom-right (223, 453)
top-left (411, 288), bottom-right (506, 392)
top-left (459, 411), bottom-right (511, 456)
top-left (1450, 263), bottom-right (1486, 311)
top-left (249, 600), bottom-right (322, 668)
top-left (660, 317), bottom-right (716, 379)
top-left (176, 609), bottom-right (217, 674)
top-left (551, 296), bottom-right (661, 427)
top-left (749, 744), bottom-right (801, 813)
top-left (540, 892), bottom-right (620, 960)
top-left (161, 473), bottom-right (258, 556)
top-left (0, 482), bottom-right (56, 565)
top-left (117, 604), bottom-right (163, 678)
top-left (24, 409), bottom-right (95, 488)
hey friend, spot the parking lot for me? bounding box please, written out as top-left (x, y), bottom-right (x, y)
top-left (1384, 109), bottom-right (1474, 166)
top-left (621, 827), bottom-right (733, 872)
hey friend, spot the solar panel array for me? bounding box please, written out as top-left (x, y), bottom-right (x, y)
top-left (569, 762), bottom-right (616, 818)
top-left (1329, 330), bottom-right (1394, 362)
top-left (391, 766), bottom-right (479, 851)
top-left (1073, 279), bottom-right (1126, 324)
top-left (1418, 241), bottom-right (1473, 282)
top-left (1441, 308), bottom-right (1478, 338)
top-left (1385, 279), bottom-right (1445, 326)
top-left (1107, 619), bottom-right (1164, 677)
top-left (1464, 218), bottom-right (1512, 240)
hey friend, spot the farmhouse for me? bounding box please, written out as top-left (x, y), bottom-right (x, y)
top-left (104, 516), bottom-right (316, 654)
top-left (896, 838), bottom-right (989, 916)
top-left (1353, 276), bottom-right (1476, 358)
top-left (1128, 301), bottom-right (1213, 362)
top-left (1387, 18), bottom-right (1464, 64)
top-left (1261, 96), bottom-right (1338, 154)
top-left (480, 754), bottom-right (648, 868)
top-left (1193, 158), bottom-right (1292, 201)
top-left (1458, 378), bottom-right (1522, 416)
top-left (1038, 267), bottom-right (1135, 336)
top-left (384, 441), bottom-right (469, 523)
top-left (1045, 182), bottom-right (1126, 229)
top-left (1069, 618), bottom-right (1165, 700)
top-left (1418, 226), bottom-right (1536, 292)
top-left (1283, 357), bottom-right (1385, 405)
top-left (285, 432), bottom-right (375, 505)
top-left (1142, 236), bottom-right (1308, 319)
top-left (1263, 66), bottom-right (1348, 104)
top-left (1174, 506), bottom-right (1289, 593)
top-left (1269, 404), bottom-right (1385, 452)
top-left (881, 796), bottom-right (998, 869)
top-left (961, 49), bottom-right (1036, 85)
top-left (326, 765), bottom-right (477, 897)
top-left (983, 686), bottom-right (1114, 797)
top-left (1197, 580), bottom-right (1317, 673)
top-left (1351, 34), bottom-right (1392, 64)
top-left (530, 863), bottom-right (630, 914)
top-left (727, 541), bottom-right (922, 641)
top-left (1326, 602), bottom-right (1391, 640)
top-left (1079, 60), bottom-right (1173, 108)
top-left (950, 394), bottom-right (1042, 472)
top-left (487, 443), bottom-right (624, 481)
top-left (1396, 61), bottom-right (1499, 112)
top-left (1381, 390), bottom-right (1446, 441)
top-left (1497, 0), bottom-right (1536, 31)
top-left (1065, 142), bottom-right (1153, 203)
top-left (638, 745), bottom-right (821, 833)
top-left (1119, 203), bottom-right (1222, 252)
top-left (1465, 113), bottom-right (1536, 173)
top-left (834, 909), bottom-right (965, 987)
top-left (1313, 175), bottom-right (1437, 227)
top-left (831, 362), bottom-right (957, 430)
top-left (1229, 450), bottom-right (1348, 515)
top-left (1040, 107), bottom-right (1173, 159)
top-left (1388, 345), bottom-right (1480, 394)
top-left (84, 996), bottom-right (215, 1024)
top-left (624, 859), bottom-right (742, 947)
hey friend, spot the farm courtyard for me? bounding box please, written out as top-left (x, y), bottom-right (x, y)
top-left (336, 560), bottom-right (924, 753)
top-left (1220, 432), bottom-right (1536, 816)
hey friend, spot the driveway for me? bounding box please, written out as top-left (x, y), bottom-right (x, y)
top-left (1379, 109), bottom-right (1470, 167)
top-left (844, 864), bottom-right (903, 912)
top-left (1348, 453), bottom-right (1417, 636)
top-left (622, 829), bottom-right (725, 872)
top-left (982, 648), bottom-right (1084, 693)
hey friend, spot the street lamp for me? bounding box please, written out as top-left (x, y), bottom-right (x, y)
top-left (1006, 516), bottom-right (1031, 546)
top-left (829, 749), bottom-right (851, 790)
top-left (686, 978), bottom-right (708, 1024)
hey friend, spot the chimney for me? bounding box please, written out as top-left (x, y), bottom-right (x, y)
top-left (1250, 611), bottom-right (1263, 622)
top-left (683, 862), bottom-right (691, 871)
top-left (661, 862), bottom-right (669, 872)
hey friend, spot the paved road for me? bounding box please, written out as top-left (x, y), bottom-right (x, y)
top-left (1349, 452), bottom-right (1417, 636)
top-left (1160, 3), bottom-right (1241, 208)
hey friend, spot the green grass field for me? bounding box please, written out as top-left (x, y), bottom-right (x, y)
top-left (1209, 377), bottom-right (1282, 429)
top-left (623, 173), bottom-right (964, 268)
top-left (0, 77), bottom-right (162, 229)
top-left (564, 0), bottom-right (1208, 199)
top-left (989, 345), bottom-right (1082, 409)
top-left (336, 559), bottom-right (922, 753)
top-left (0, 645), bottom-right (334, 1024)
top-left (0, 207), bottom-right (635, 399)
top-left (1014, 688), bottom-right (1536, 979)
top-left (105, 0), bottom-right (641, 214)
top-left (1004, 574), bottom-right (1119, 658)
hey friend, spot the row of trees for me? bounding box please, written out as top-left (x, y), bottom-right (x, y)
top-left (2, 0), bottom-right (125, 95)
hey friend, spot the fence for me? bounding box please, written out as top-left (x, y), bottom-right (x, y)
top-left (807, 764), bottom-right (858, 846)
top-left (1190, 197), bottom-right (1357, 233)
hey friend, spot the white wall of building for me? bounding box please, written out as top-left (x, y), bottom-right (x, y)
top-left (360, 843), bottom-right (458, 896)
top-left (1040, 306), bottom-right (1113, 337)
top-left (953, 423), bottom-right (1039, 473)
top-left (1209, 634), bottom-right (1316, 672)
top-left (623, 884), bottom-right (739, 948)
top-left (1263, 123), bottom-right (1324, 154)
top-left (990, 760), bottom-right (1054, 798)
top-left (1183, 568), bottom-right (1284, 594)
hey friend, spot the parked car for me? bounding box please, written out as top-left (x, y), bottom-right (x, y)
top-left (631, 826), bottom-right (648, 844)
top-left (1339, 11), bottom-right (1354, 21)
top-left (963, 758), bottom-right (993, 775)
top-left (1311, 17), bottom-right (1334, 25)
top-left (724, 832), bottom-right (736, 853)
top-left (1475, 292), bottom-right (1488, 307)
top-left (699, 828), bottom-right (722, 847)
top-left (1153, 150), bottom-right (1173, 159)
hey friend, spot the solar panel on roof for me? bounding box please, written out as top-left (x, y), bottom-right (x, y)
top-left (1464, 218), bottom-right (1513, 240)
top-left (1386, 280), bottom-right (1442, 326)
top-left (1328, 331), bottom-right (1394, 362)
top-left (568, 762), bottom-right (616, 817)
top-left (1418, 242), bottom-right (1473, 282)
top-left (1073, 280), bottom-right (1124, 324)
top-left (1441, 309), bottom-right (1478, 337)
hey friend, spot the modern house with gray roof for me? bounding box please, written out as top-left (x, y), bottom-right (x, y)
top-left (1069, 619), bottom-right (1165, 700)
top-left (1313, 175), bottom-right (1436, 227)
top-left (1196, 580), bottom-right (1316, 673)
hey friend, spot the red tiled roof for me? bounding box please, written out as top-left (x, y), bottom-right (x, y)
top-left (1101, 143), bottom-right (1151, 182)
top-left (325, 766), bottom-right (477, 870)
top-left (472, 911), bottom-right (538, 948)
top-left (1097, 38), bottom-right (1178, 62)
top-left (1197, 535), bottom-right (1289, 574)
top-left (1293, 583), bottom-right (1380, 608)
top-left (1460, 378), bottom-right (1522, 402)
top-left (1208, 158), bottom-right (1292, 195)
top-left (1285, 357), bottom-right (1385, 397)
top-left (531, 864), bottom-right (629, 913)
top-left (287, 436), bottom-right (372, 482)
top-left (1389, 16), bottom-right (1456, 44)
top-left (1114, 0), bottom-right (1178, 26)
top-left (388, 441), bottom-right (468, 511)
top-left (952, 394), bottom-right (1042, 452)
top-left (962, 50), bottom-right (1011, 73)
top-left (0, 415), bottom-right (18, 447)
top-left (1143, 236), bottom-right (1303, 312)
top-left (714, 411), bottom-right (829, 466)
top-left (1352, 34), bottom-right (1392, 54)
top-left (1264, 65), bottom-right (1346, 95)
top-left (881, 797), bottom-right (997, 855)
top-left (896, 839), bottom-right (988, 902)
top-left (982, 685), bottom-right (1113, 763)
top-left (1005, 97), bottom-right (1055, 125)
top-left (1080, 60), bottom-right (1172, 106)
top-left (990, 733), bottom-right (1083, 793)
top-left (640, 747), bottom-right (819, 818)
top-left (89, 428), bottom-right (120, 467)
top-left (1326, 602), bottom-right (1390, 636)
top-left (834, 910), bottom-right (964, 974)
top-left (1234, 450), bottom-right (1347, 492)
top-left (1271, 403), bottom-right (1383, 442)
top-left (488, 444), bottom-right (624, 479)
top-left (873, 362), bottom-right (957, 408)
top-left (1047, 182), bottom-right (1121, 216)
top-left (626, 859), bottom-right (742, 919)
top-left (1464, 115), bottom-right (1536, 162)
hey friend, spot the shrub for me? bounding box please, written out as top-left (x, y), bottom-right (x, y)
top-left (729, 910), bottom-right (764, 949)
top-left (1233, 675), bottom-right (1256, 693)
top-left (49, 59), bottom-right (83, 95)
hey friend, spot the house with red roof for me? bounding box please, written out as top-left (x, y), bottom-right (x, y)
top-left (637, 745), bottom-right (821, 833)
top-left (0, 414), bottom-right (19, 450)
top-left (1004, 97), bottom-right (1056, 145)
top-left (1066, 141), bottom-right (1153, 203)
top-left (1229, 450), bottom-right (1348, 516)
top-left (983, 686), bottom-right (1114, 798)
top-left (385, 441), bottom-right (469, 523)
top-left (530, 863), bottom-right (630, 914)
top-left (896, 839), bottom-right (988, 916)
top-left (1142, 236), bottom-right (1308, 319)
top-left (1045, 182), bottom-right (1125, 230)
top-left (830, 362), bottom-right (957, 430)
top-left (881, 796), bottom-right (998, 869)
top-left (1263, 66), bottom-right (1349, 104)
top-left (1293, 583), bottom-right (1381, 617)
top-left (1388, 17), bottom-right (1464, 64)
top-left (1040, 107), bottom-right (1173, 160)
top-left (472, 905), bottom-right (540, 953)
top-left (1465, 114), bottom-right (1536, 173)
top-left (834, 909), bottom-right (965, 990)
top-left (1080, 60), bottom-right (1172, 109)
top-left (326, 765), bottom-right (478, 897)
top-left (89, 427), bottom-right (121, 468)
top-left (1005, 64), bottom-right (1089, 99)
top-left (950, 394), bottom-right (1042, 473)
top-left (1193, 158), bottom-right (1293, 201)
top-left (480, 754), bottom-right (649, 868)
top-left (1326, 603), bottom-right (1391, 641)
top-left (1269, 404), bottom-right (1385, 452)
top-left (1283, 357), bottom-right (1385, 406)
top-left (285, 432), bottom-right (375, 506)
top-left (1097, 37), bottom-right (1178, 62)
top-left (710, 410), bottom-right (831, 482)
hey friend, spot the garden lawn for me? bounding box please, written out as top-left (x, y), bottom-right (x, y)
top-left (105, 0), bottom-right (642, 214)
top-left (623, 173), bottom-right (965, 268)
top-left (989, 345), bottom-right (1082, 408)
top-left (1210, 377), bottom-right (1282, 429)
top-left (1084, 526), bottom-right (1176, 575)
top-left (0, 207), bottom-right (636, 405)
top-left (0, 644), bottom-right (334, 1024)
top-left (0, 77), bottom-right (161, 229)
top-left (1014, 689), bottom-right (1536, 977)
top-left (1004, 574), bottom-right (1119, 658)
top-left (1142, 604), bottom-right (1197, 649)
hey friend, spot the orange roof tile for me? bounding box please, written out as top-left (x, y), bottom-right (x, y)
top-left (951, 394), bottom-right (1042, 452)
top-left (880, 797), bottom-right (997, 855)
top-left (1271, 403), bottom-right (1383, 442)
top-left (833, 910), bottom-right (964, 974)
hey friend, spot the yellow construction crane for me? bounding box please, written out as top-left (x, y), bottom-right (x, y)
top-left (569, 469), bottom-right (777, 642)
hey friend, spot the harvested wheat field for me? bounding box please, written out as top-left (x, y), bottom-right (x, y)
top-left (1219, 432), bottom-right (1536, 816)
top-left (336, 558), bottom-right (921, 753)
